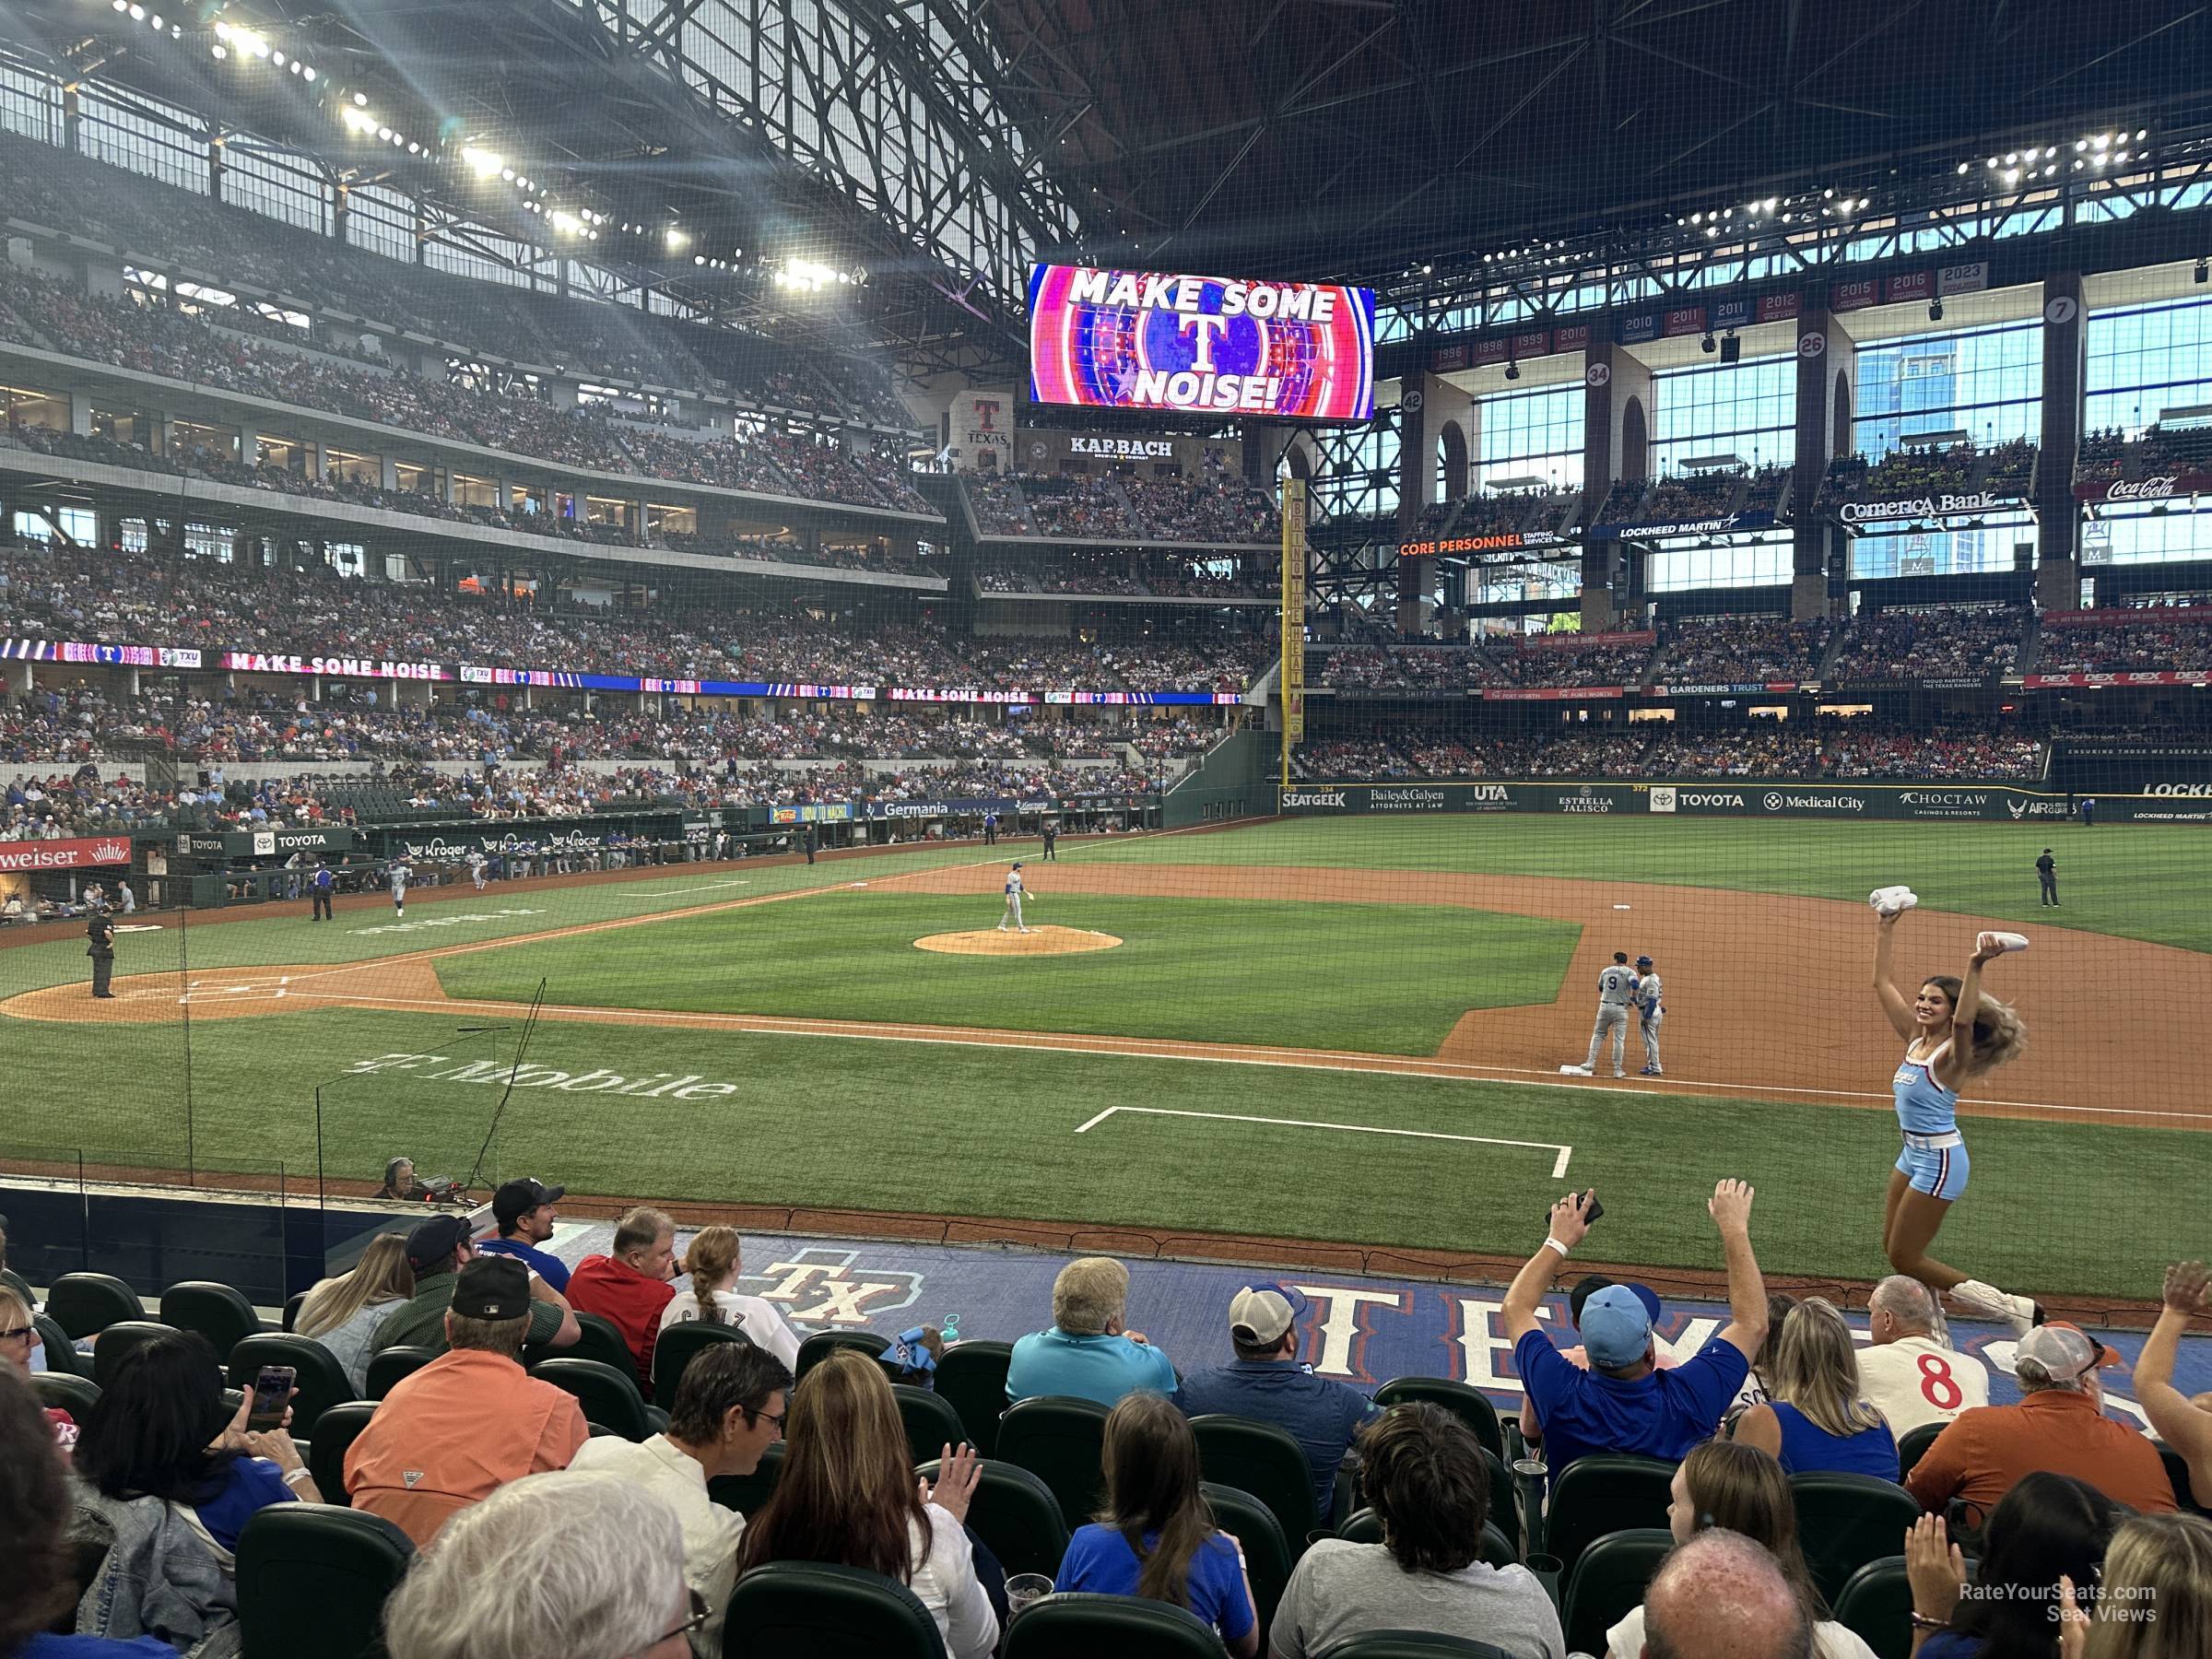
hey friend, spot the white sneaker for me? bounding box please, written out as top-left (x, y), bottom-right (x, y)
top-left (1560, 1065), bottom-right (1594, 1077)
top-left (1950, 1278), bottom-right (2043, 1337)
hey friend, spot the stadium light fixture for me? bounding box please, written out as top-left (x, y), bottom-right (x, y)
top-left (209, 41), bottom-right (225, 57)
top-left (353, 90), bottom-right (369, 106)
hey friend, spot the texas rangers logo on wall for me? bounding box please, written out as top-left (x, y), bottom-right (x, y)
top-left (1027, 265), bottom-right (1375, 420)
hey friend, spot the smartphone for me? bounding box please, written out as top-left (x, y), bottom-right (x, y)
top-left (1546, 1191), bottom-right (1604, 1227)
top-left (246, 1365), bottom-right (296, 1433)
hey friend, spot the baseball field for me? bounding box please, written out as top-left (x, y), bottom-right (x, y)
top-left (4, 816), bottom-right (2206, 1302)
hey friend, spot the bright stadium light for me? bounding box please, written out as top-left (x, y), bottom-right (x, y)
top-left (353, 90), bottom-right (369, 106)
top-left (300, 65), bottom-right (314, 81)
top-left (462, 146), bottom-right (504, 178)
top-left (210, 41), bottom-right (225, 57)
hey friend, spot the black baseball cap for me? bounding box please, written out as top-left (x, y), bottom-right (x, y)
top-left (1636, 955), bottom-right (1653, 969)
top-left (405, 1213), bottom-right (478, 1273)
top-left (452, 1255), bottom-right (530, 1320)
top-left (492, 1178), bottom-right (565, 1227)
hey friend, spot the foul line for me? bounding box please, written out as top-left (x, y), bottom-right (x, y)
top-left (1076, 1104), bottom-right (1574, 1179)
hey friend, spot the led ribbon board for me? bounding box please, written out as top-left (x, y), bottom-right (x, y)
top-left (1028, 265), bottom-right (1375, 421)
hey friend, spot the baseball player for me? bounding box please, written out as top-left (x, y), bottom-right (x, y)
top-left (466, 848), bottom-right (488, 892)
top-left (1632, 954), bottom-right (1665, 1076)
top-left (388, 857), bottom-right (412, 919)
top-left (1563, 951), bottom-right (1637, 1077)
top-left (996, 862), bottom-right (1032, 934)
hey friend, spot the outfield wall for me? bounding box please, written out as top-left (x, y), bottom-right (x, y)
top-left (1277, 780), bottom-right (2212, 823)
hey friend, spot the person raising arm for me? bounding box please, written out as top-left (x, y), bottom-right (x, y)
top-left (2136, 1262), bottom-right (2212, 1503)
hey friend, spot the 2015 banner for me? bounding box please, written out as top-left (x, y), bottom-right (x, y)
top-left (1027, 265), bottom-right (1375, 421)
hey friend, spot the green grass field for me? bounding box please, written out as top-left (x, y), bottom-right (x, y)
top-left (6, 816), bottom-right (2207, 1298)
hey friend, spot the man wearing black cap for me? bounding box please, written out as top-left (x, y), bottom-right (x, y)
top-left (345, 1254), bottom-right (590, 1547)
top-left (86, 908), bottom-right (116, 999)
top-left (477, 1177), bottom-right (570, 1291)
top-left (371, 1213), bottom-right (579, 1359)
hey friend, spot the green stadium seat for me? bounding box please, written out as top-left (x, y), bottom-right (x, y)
top-left (524, 1308), bottom-right (641, 1378)
top-left (996, 1394), bottom-right (1111, 1531)
top-left (1312, 1635), bottom-right (1512, 1658)
top-left (723, 1560), bottom-right (948, 1658)
top-left (228, 1333), bottom-right (358, 1438)
top-left (282, 1291), bottom-right (308, 1333)
top-left (235, 1501), bottom-right (413, 1659)
top-left (1790, 1471), bottom-right (1920, 1606)
top-left (890, 1382), bottom-right (969, 1467)
top-left (1560, 1527), bottom-right (1673, 1657)
top-left (794, 1328), bottom-right (890, 1379)
top-left (707, 1439), bottom-right (784, 1518)
top-left (1191, 1414), bottom-right (1323, 1557)
top-left (1002, 1592), bottom-right (1225, 1658)
top-left (309, 1401), bottom-right (379, 1508)
top-left (1832, 1555), bottom-right (1913, 1659)
top-left (91, 1320), bottom-right (183, 1387)
top-left (1543, 1453), bottom-right (1677, 1584)
top-left (34, 1370), bottom-right (100, 1420)
top-left (47, 1272), bottom-right (145, 1338)
top-left (1372, 1376), bottom-right (1505, 1460)
top-left (34, 1314), bottom-right (82, 1377)
top-left (2153, 1441), bottom-right (2205, 1514)
top-left (364, 1346), bottom-right (437, 1399)
top-left (1, 1265), bottom-right (34, 1306)
top-left (161, 1280), bottom-right (270, 1359)
top-left (916, 1455), bottom-right (1067, 1579)
top-left (1332, 1509), bottom-right (1516, 1571)
top-left (1896, 1421), bottom-right (1945, 1477)
top-left (1202, 1480), bottom-right (1294, 1633)
top-left (531, 1356), bottom-right (668, 1441)
top-left (932, 1339), bottom-right (1013, 1455)
top-left (652, 1319), bottom-right (752, 1412)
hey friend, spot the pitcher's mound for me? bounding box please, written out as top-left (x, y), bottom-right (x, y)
top-left (914, 925), bottom-right (1124, 957)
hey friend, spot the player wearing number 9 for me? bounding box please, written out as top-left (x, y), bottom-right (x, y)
top-left (1854, 1275), bottom-right (1989, 1436)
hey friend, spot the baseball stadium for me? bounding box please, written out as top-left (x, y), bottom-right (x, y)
top-left (3, 4), bottom-right (2212, 1656)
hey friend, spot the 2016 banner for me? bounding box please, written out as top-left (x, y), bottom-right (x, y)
top-left (1027, 265), bottom-right (1375, 420)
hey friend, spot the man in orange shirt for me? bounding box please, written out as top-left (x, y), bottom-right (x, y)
top-left (345, 1254), bottom-right (588, 1547)
top-left (1904, 1321), bottom-right (2177, 1527)
top-left (567, 1206), bottom-right (681, 1387)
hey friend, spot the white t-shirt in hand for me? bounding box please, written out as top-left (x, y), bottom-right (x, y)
top-left (1856, 1335), bottom-right (1989, 1436)
top-left (1268, 1540), bottom-right (1565, 1659)
top-left (657, 1288), bottom-right (804, 1371)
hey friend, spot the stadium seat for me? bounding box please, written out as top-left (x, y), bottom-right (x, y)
top-left (364, 1346), bottom-right (437, 1399)
top-left (707, 1440), bottom-right (785, 1518)
top-left (1543, 1454), bottom-right (1677, 1583)
top-left (1191, 1414), bottom-right (1324, 1556)
top-left (91, 1320), bottom-right (183, 1387)
top-left (916, 1455), bottom-right (1068, 1580)
top-left (228, 1333), bottom-right (358, 1437)
top-left (1790, 1471), bottom-right (1921, 1606)
top-left (1895, 1421), bottom-right (1944, 1477)
top-left (34, 1370), bottom-right (100, 1420)
top-left (651, 1319), bottom-right (751, 1412)
top-left (2153, 1441), bottom-right (2205, 1514)
top-left (161, 1280), bottom-right (270, 1359)
top-left (996, 1394), bottom-right (1112, 1528)
top-left (1831, 1555), bottom-right (1912, 1659)
top-left (1560, 1528), bottom-right (1673, 1656)
top-left (282, 1291), bottom-right (308, 1333)
top-left (47, 1272), bottom-right (145, 1338)
top-left (1, 1265), bottom-right (34, 1306)
top-left (1001, 1592), bottom-right (1224, 1658)
top-left (890, 1382), bottom-right (969, 1467)
top-left (235, 1501), bottom-right (413, 1659)
top-left (523, 1309), bottom-right (635, 1378)
top-left (1202, 1480), bottom-right (1294, 1632)
top-left (1333, 1509), bottom-right (1516, 1571)
top-left (1479, 1447), bottom-right (1520, 1550)
top-left (723, 1560), bottom-right (948, 1658)
top-left (1312, 1635), bottom-right (1512, 1658)
top-left (932, 1339), bottom-right (1013, 1455)
top-left (34, 1314), bottom-right (82, 1377)
top-left (1372, 1376), bottom-right (1505, 1460)
top-left (794, 1328), bottom-right (891, 1379)
top-left (532, 1356), bottom-right (669, 1441)
top-left (309, 1401), bottom-right (379, 1508)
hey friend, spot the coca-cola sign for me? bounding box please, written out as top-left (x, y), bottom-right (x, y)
top-left (2075, 469), bottom-right (2212, 504)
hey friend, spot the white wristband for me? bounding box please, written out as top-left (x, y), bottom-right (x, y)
top-left (281, 1466), bottom-right (312, 1488)
top-left (1542, 1237), bottom-right (1571, 1258)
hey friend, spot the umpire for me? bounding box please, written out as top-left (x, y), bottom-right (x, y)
top-left (87, 908), bottom-right (117, 999)
top-left (2037, 848), bottom-right (2059, 907)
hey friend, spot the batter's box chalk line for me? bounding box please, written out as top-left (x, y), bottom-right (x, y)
top-left (1074, 1104), bottom-right (1573, 1180)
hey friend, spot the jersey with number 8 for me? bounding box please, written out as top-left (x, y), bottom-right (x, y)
top-left (1856, 1333), bottom-right (1990, 1435)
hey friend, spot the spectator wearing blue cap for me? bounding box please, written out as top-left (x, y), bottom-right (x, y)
top-left (1502, 1181), bottom-right (1771, 1479)
top-left (1175, 1284), bottom-right (1381, 1524)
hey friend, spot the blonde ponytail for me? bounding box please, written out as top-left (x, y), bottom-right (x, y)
top-left (685, 1225), bottom-right (742, 1326)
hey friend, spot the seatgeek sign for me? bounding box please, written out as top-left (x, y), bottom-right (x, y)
top-left (1028, 265), bottom-right (1375, 421)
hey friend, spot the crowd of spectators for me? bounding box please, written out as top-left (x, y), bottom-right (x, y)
top-left (1818, 438), bottom-right (2038, 513)
top-left (976, 555), bottom-right (1260, 600)
top-left (1596, 467), bottom-right (1750, 530)
top-left (1828, 605), bottom-right (2027, 683)
top-left (962, 471), bottom-right (1279, 546)
top-left (1315, 647), bottom-right (1487, 691)
top-left (1499, 635), bottom-right (1658, 688)
top-left (2036, 606), bottom-right (2212, 676)
top-left (1654, 615), bottom-right (1836, 684)
top-left (2076, 423), bottom-right (2212, 485)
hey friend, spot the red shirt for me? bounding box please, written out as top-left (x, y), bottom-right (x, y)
top-left (566, 1253), bottom-right (677, 1385)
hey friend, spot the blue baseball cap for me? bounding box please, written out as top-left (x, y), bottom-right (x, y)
top-left (1580, 1284), bottom-right (1661, 1368)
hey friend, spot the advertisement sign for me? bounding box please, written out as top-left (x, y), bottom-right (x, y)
top-left (1835, 491), bottom-right (2007, 524)
top-left (1026, 265), bottom-right (1376, 420)
top-left (1276, 780), bottom-right (2188, 821)
top-left (1281, 479), bottom-right (1308, 748)
top-left (1586, 510), bottom-right (1777, 542)
top-left (4, 639), bottom-right (202, 668)
top-left (1479, 686), bottom-right (1626, 701)
top-left (2041, 607), bottom-right (2212, 628)
top-left (1517, 629), bottom-right (1655, 652)
top-left (2025, 672), bottom-right (2212, 689)
top-left (0, 835), bottom-right (132, 873)
top-left (223, 652), bottom-right (449, 682)
top-left (1394, 529), bottom-right (1572, 558)
top-left (2073, 472), bottom-right (2212, 505)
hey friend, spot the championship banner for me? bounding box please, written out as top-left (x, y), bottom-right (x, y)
top-left (1281, 479), bottom-right (1308, 766)
top-left (1027, 265), bottom-right (1375, 420)
top-left (0, 835), bottom-right (132, 873)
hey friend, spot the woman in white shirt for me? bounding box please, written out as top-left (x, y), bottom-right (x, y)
top-left (1606, 1439), bottom-right (1877, 1659)
top-left (732, 1349), bottom-right (995, 1659)
top-left (656, 1225), bottom-right (804, 1371)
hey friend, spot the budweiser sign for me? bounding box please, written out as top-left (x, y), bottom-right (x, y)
top-left (0, 835), bottom-right (132, 873)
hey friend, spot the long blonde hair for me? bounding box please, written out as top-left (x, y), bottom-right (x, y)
top-left (685, 1226), bottom-right (741, 1326)
top-left (1768, 1298), bottom-right (1884, 1439)
top-left (296, 1234), bottom-right (415, 1339)
top-left (1923, 976), bottom-right (2028, 1075)
top-left (2085, 1512), bottom-right (2212, 1659)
